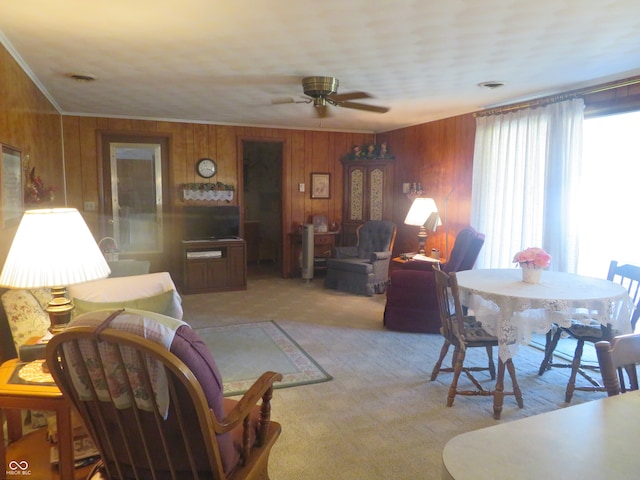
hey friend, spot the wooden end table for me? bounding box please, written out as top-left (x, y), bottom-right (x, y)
top-left (390, 256), bottom-right (443, 274)
top-left (0, 358), bottom-right (92, 479)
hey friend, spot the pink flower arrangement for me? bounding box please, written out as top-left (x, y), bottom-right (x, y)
top-left (513, 247), bottom-right (551, 269)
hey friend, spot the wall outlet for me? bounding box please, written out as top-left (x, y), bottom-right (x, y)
top-left (84, 201), bottom-right (96, 211)
top-left (299, 183), bottom-right (305, 192)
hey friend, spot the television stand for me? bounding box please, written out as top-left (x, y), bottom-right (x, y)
top-left (181, 239), bottom-right (247, 294)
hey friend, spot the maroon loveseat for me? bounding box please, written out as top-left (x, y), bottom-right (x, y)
top-left (383, 227), bottom-right (485, 333)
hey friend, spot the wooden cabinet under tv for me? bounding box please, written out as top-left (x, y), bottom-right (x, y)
top-left (181, 239), bottom-right (247, 294)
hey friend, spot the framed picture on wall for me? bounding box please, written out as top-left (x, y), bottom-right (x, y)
top-left (1, 145), bottom-right (23, 228)
top-left (311, 172), bottom-right (330, 199)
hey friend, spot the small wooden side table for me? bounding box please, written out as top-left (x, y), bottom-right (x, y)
top-left (0, 358), bottom-right (78, 480)
top-left (390, 256), bottom-right (443, 274)
top-left (288, 231), bottom-right (340, 278)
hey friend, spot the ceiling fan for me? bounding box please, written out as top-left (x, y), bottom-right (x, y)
top-left (271, 76), bottom-right (389, 118)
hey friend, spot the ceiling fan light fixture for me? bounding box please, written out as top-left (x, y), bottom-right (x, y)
top-left (303, 76), bottom-right (339, 97)
top-left (478, 81), bottom-right (506, 90)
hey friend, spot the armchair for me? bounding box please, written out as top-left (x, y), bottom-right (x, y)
top-left (324, 220), bottom-right (397, 296)
top-left (383, 226), bottom-right (485, 333)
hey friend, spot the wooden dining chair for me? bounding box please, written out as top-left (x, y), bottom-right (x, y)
top-left (595, 333), bottom-right (640, 396)
top-left (431, 268), bottom-right (523, 419)
top-left (430, 265), bottom-right (495, 382)
top-left (538, 260), bottom-right (640, 403)
top-left (45, 310), bottom-right (283, 480)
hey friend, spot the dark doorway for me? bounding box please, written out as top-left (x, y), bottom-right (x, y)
top-left (241, 141), bottom-right (283, 278)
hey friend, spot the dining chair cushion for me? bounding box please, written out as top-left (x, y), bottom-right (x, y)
top-left (461, 319), bottom-right (496, 342)
top-left (566, 320), bottom-right (607, 339)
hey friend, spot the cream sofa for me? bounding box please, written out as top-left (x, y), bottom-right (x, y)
top-left (0, 272), bottom-right (182, 357)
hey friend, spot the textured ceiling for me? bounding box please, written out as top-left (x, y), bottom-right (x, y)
top-left (1, 0), bottom-right (639, 133)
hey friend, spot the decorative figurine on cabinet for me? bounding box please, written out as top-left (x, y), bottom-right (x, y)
top-left (378, 141), bottom-right (394, 159)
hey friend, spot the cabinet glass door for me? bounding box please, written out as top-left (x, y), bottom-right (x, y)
top-left (369, 167), bottom-right (385, 220)
top-left (349, 167), bottom-right (364, 221)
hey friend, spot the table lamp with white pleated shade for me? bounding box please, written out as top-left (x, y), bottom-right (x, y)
top-left (404, 197), bottom-right (442, 254)
top-left (0, 208), bottom-right (111, 334)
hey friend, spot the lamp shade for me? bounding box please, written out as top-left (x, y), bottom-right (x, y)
top-left (0, 208), bottom-right (111, 288)
top-left (404, 197), bottom-right (441, 228)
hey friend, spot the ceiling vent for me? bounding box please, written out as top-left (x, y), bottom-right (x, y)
top-left (67, 73), bottom-right (97, 82)
top-left (478, 81), bottom-right (506, 90)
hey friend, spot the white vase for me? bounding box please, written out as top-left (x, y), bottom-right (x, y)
top-left (522, 267), bottom-right (542, 284)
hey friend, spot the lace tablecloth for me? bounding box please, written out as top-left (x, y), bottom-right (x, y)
top-left (456, 269), bottom-right (633, 361)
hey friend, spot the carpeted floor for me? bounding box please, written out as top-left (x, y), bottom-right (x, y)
top-left (181, 266), bottom-right (608, 480)
top-left (195, 320), bottom-right (331, 396)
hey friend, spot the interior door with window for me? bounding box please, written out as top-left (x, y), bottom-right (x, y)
top-left (101, 134), bottom-right (170, 268)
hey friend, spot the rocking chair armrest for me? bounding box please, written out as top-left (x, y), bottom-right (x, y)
top-left (217, 371), bottom-right (283, 432)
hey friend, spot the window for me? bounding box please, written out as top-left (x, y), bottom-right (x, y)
top-left (575, 110), bottom-right (640, 277)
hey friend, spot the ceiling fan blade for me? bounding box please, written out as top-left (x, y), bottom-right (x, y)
top-left (338, 101), bottom-right (390, 114)
top-left (271, 97), bottom-right (296, 105)
top-left (329, 91), bottom-right (371, 102)
top-left (272, 96), bottom-right (313, 106)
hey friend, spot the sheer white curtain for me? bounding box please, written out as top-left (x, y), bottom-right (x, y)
top-left (470, 99), bottom-right (584, 271)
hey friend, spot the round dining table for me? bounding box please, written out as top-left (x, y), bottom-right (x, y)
top-left (455, 269), bottom-right (633, 362)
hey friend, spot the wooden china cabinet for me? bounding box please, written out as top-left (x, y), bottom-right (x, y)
top-left (341, 158), bottom-right (394, 245)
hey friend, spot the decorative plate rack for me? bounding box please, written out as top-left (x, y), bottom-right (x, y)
top-left (182, 183), bottom-right (235, 202)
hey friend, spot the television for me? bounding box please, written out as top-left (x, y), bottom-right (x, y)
top-left (183, 205), bottom-right (240, 240)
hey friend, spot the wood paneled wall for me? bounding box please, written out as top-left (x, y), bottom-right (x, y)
top-left (61, 116), bottom-right (373, 277)
top-left (3, 33), bottom-right (640, 279)
top-left (0, 47), bottom-right (63, 263)
top-left (378, 113), bottom-right (477, 258)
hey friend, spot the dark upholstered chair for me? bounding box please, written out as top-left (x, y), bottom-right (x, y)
top-left (324, 220), bottom-right (397, 296)
top-left (383, 226), bottom-right (485, 333)
top-left (45, 309), bottom-right (282, 480)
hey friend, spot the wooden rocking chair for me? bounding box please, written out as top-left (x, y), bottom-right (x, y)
top-left (45, 310), bottom-right (282, 480)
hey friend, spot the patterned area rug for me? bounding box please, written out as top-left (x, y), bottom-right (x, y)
top-left (195, 320), bottom-right (332, 396)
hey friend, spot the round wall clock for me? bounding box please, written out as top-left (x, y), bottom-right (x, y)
top-left (196, 158), bottom-right (217, 178)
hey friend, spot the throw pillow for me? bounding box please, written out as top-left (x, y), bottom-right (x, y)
top-left (72, 289), bottom-right (176, 318)
top-left (1, 289), bottom-right (50, 349)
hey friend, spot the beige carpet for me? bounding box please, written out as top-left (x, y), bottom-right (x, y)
top-left (182, 266), bottom-right (608, 480)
